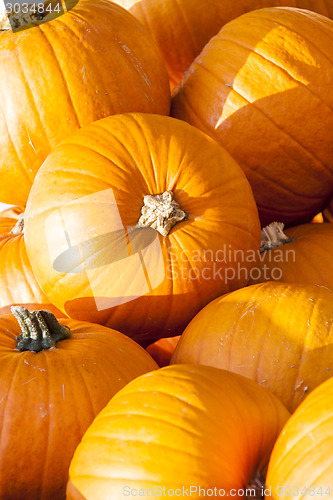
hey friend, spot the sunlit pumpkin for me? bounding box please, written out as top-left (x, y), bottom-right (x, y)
top-left (171, 7), bottom-right (333, 227)
top-left (24, 113), bottom-right (261, 345)
top-left (67, 364), bottom-right (290, 499)
top-left (0, 0), bottom-right (170, 206)
top-left (113, 0), bottom-right (333, 89)
top-left (0, 307), bottom-right (157, 499)
top-left (248, 221), bottom-right (333, 290)
top-left (266, 376), bottom-right (333, 495)
top-left (0, 206), bottom-right (62, 316)
top-left (171, 282), bottom-right (333, 412)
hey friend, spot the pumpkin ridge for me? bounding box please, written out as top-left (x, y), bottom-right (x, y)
top-left (38, 25), bottom-right (81, 128)
top-left (198, 59), bottom-right (332, 178)
top-left (16, 49), bottom-right (51, 153)
top-left (219, 33), bottom-right (333, 117)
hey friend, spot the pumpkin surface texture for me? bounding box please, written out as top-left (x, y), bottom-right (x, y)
top-left (171, 282), bottom-right (333, 412)
top-left (0, 307), bottom-right (157, 499)
top-left (24, 113), bottom-right (261, 345)
top-left (0, 206), bottom-right (62, 316)
top-left (266, 376), bottom-right (333, 495)
top-left (113, 0), bottom-right (333, 89)
top-left (0, 0), bottom-right (170, 206)
top-left (249, 221), bottom-right (333, 289)
top-left (66, 364), bottom-right (290, 499)
top-left (171, 7), bottom-right (333, 227)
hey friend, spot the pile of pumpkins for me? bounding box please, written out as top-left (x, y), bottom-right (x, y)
top-left (0, 0), bottom-right (333, 498)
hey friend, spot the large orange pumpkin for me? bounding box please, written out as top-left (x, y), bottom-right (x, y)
top-left (0, 206), bottom-right (62, 316)
top-left (24, 113), bottom-right (261, 345)
top-left (248, 221), bottom-right (333, 289)
top-left (266, 376), bottom-right (333, 495)
top-left (171, 7), bottom-right (333, 227)
top-left (114, 0), bottom-right (333, 89)
top-left (67, 364), bottom-right (290, 499)
top-left (0, 307), bottom-right (157, 499)
top-left (171, 282), bottom-right (333, 412)
top-left (0, 0), bottom-right (170, 206)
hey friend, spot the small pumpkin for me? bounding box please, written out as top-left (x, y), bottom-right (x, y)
top-left (67, 364), bottom-right (290, 499)
top-left (171, 7), bottom-right (333, 227)
top-left (266, 376), bottom-right (333, 495)
top-left (0, 207), bottom-right (62, 316)
top-left (171, 282), bottom-right (333, 412)
top-left (114, 0), bottom-right (333, 89)
top-left (248, 221), bottom-right (333, 290)
top-left (24, 112), bottom-right (261, 345)
top-left (0, 0), bottom-right (170, 206)
top-left (0, 307), bottom-right (157, 499)
top-left (146, 335), bottom-right (181, 367)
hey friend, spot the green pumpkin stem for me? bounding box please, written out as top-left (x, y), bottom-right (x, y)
top-left (12, 306), bottom-right (71, 353)
top-left (137, 190), bottom-right (188, 236)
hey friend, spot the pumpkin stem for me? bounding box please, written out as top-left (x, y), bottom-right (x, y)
top-left (247, 471), bottom-right (265, 499)
top-left (0, 1), bottom-right (49, 30)
top-left (9, 213), bottom-right (25, 235)
top-left (137, 190), bottom-right (188, 236)
top-left (260, 222), bottom-right (292, 253)
top-left (12, 306), bottom-right (71, 352)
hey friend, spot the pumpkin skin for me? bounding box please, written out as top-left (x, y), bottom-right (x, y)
top-left (171, 7), bottom-right (333, 227)
top-left (146, 335), bottom-right (181, 367)
top-left (323, 197), bottom-right (333, 222)
top-left (114, 0), bottom-right (333, 90)
top-left (249, 222), bottom-right (333, 289)
top-left (171, 282), bottom-right (333, 412)
top-left (67, 364), bottom-right (290, 499)
top-left (24, 113), bottom-right (261, 345)
top-left (0, 311), bottom-right (158, 500)
top-left (0, 0), bottom-right (170, 207)
top-left (0, 207), bottom-right (63, 316)
top-left (266, 376), bottom-right (333, 495)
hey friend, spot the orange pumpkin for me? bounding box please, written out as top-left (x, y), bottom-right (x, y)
top-left (248, 221), bottom-right (333, 289)
top-left (0, 0), bottom-right (170, 206)
top-left (0, 206), bottom-right (62, 316)
top-left (323, 197), bottom-right (333, 222)
top-left (146, 335), bottom-right (181, 367)
top-left (0, 307), bottom-right (157, 499)
top-left (171, 7), bottom-right (333, 227)
top-left (67, 364), bottom-right (290, 499)
top-left (266, 376), bottom-right (333, 495)
top-left (24, 113), bottom-right (261, 345)
top-left (114, 0), bottom-right (333, 89)
top-left (171, 282), bottom-right (333, 412)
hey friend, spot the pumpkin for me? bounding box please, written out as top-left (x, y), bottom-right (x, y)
top-left (171, 7), bottom-right (333, 227)
top-left (146, 335), bottom-right (181, 367)
top-left (0, 206), bottom-right (63, 316)
top-left (67, 364), bottom-right (290, 499)
top-left (0, 306), bottom-right (157, 499)
top-left (248, 221), bottom-right (333, 289)
top-left (266, 376), bottom-right (333, 495)
top-left (0, 0), bottom-right (170, 207)
top-left (171, 282), bottom-right (333, 412)
top-left (24, 112), bottom-right (261, 345)
top-left (323, 197), bottom-right (333, 222)
top-left (113, 0), bottom-right (333, 90)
